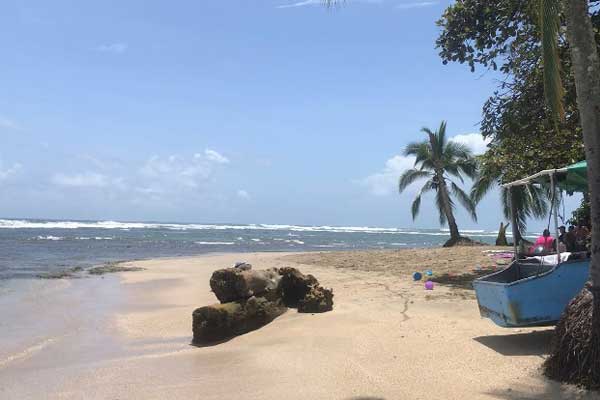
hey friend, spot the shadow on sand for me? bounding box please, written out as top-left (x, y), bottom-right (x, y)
top-left (345, 397), bottom-right (386, 400)
top-left (432, 268), bottom-right (497, 290)
top-left (473, 330), bottom-right (554, 357)
top-left (484, 380), bottom-right (598, 400)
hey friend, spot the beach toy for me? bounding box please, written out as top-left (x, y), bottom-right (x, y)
top-left (412, 272), bottom-right (423, 281)
top-left (425, 281), bottom-right (434, 290)
top-left (425, 269), bottom-right (433, 277)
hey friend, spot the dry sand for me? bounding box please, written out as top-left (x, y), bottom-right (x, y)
top-left (1, 247), bottom-right (598, 399)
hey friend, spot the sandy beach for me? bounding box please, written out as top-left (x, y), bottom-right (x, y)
top-left (1, 247), bottom-right (598, 400)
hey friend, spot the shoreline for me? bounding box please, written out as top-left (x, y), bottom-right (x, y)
top-left (1, 248), bottom-right (596, 399)
top-left (15, 243), bottom-right (506, 281)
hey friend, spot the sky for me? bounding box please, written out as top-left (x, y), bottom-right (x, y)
top-left (0, 0), bottom-right (578, 230)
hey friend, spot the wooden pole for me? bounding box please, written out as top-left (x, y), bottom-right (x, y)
top-left (551, 174), bottom-right (561, 263)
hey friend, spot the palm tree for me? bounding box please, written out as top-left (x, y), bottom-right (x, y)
top-left (471, 160), bottom-right (548, 245)
top-left (538, 0), bottom-right (600, 387)
top-left (399, 121), bottom-right (478, 247)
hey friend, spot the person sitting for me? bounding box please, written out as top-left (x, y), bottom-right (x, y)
top-left (533, 229), bottom-right (555, 253)
top-left (558, 226), bottom-right (566, 244)
top-left (565, 225), bottom-right (577, 252)
top-left (575, 223), bottom-right (591, 252)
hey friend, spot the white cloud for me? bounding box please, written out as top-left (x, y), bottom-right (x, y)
top-left (277, 0), bottom-right (320, 8)
top-left (52, 172), bottom-right (109, 188)
top-left (277, 0), bottom-right (436, 9)
top-left (0, 116), bottom-right (19, 130)
top-left (396, 1), bottom-right (439, 9)
top-left (203, 149), bottom-right (229, 164)
top-left (360, 133), bottom-right (489, 196)
top-left (0, 162), bottom-right (22, 181)
top-left (277, 0), bottom-right (382, 8)
top-left (95, 42), bottom-right (128, 54)
top-left (141, 155), bottom-right (211, 189)
top-left (49, 149), bottom-right (231, 205)
top-left (360, 155), bottom-right (416, 196)
top-left (450, 133), bottom-right (490, 155)
top-left (139, 149), bottom-right (229, 193)
top-left (237, 189), bottom-right (250, 199)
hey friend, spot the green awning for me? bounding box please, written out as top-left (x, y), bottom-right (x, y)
top-left (558, 160), bottom-right (588, 193)
top-left (502, 160), bottom-right (588, 193)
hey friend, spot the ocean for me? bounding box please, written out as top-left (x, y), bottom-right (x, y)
top-left (0, 218), bottom-right (507, 280)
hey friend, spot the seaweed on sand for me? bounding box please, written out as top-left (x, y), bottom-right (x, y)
top-left (88, 262), bottom-right (144, 275)
top-left (36, 266), bottom-right (84, 279)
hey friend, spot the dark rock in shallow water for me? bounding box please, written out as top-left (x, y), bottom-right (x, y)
top-left (210, 268), bottom-right (281, 303)
top-left (192, 296), bottom-right (287, 344)
top-left (298, 286), bottom-right (334, 313)
top-left (277, 267), bottom-right (318, 308)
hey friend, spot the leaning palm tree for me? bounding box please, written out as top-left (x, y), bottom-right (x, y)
top-left (471, 160), bottom-right (548, 245)
top-left (399, 121), bottom-right (478, 247)
top-left (538, 0), bottom-right (600, 388)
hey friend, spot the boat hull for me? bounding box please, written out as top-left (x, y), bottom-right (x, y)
top-left (473, 259), bottom-right (589, 327)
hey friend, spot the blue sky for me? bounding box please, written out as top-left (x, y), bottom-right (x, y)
top-left (0, 0), bottom-right (573, 229)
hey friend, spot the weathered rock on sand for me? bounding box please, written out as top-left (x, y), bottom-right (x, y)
top-left (192, 296), bottom-right (287, 344)
top-left (277, 267), bottom-right (318, 308)
top-left (298, 285), bottom-right (334, 313)
top-left (193, 265), bottom-right (333, 344)
top-left (209, 266), bottom-right (281, 303)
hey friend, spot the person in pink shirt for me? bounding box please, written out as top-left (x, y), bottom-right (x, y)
top-left (533, 229), bottom-right (555, 252)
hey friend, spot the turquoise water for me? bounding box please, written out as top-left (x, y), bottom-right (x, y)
top-left (0, 218), bottom-right (503, 279)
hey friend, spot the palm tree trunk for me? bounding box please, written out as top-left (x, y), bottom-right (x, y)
top-left (437, 173), bottom-right (460, 241)
top-left (565, 0), bottom-right (600, 288)
top-left (509, 188), bottom-right (523, 244)
top-left (543, 0), bottom-right (600, 387)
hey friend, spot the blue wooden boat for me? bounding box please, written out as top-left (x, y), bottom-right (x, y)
top-left (473, 255), bottom-right (589, 327)
top-left (473, 161), bottom-right (590, 327)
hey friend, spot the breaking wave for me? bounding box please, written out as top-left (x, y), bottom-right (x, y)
top-left (0, 219), bottom-right (503, 236)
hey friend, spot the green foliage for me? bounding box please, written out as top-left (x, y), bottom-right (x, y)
top-left (399, 121), bottom-right (478, 234)
top-left (472, 154), bottom-right (548, 236)
top-left (567, 197), bottom-right (591, 227)
top-left (436, 1), bottom-right (536, 74)
top-left (539, 0), bottom-right (565, 123)
top-left (437, 0), bottom-right (594, 232)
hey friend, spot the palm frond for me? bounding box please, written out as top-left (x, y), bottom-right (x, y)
top-left (455, 159), bottom-right (478, 180)
top-left (422, 127), bottom-right (440, 159)
top-left (471, 173), bottom-right (499, 204)
top-left (443, 141), bottom-right (473, 161)
top-left (450, 181), bottom-right (478, 222)
top-left (419, 159), bottom-right (436, 172)
top-left (437, 120), bottom-right (447, 155)
top-left (404, 141), bottom-right (432, 168)
top-left (398, 169), bottom-right (432, 193)
top-left (410, 181), bottom-right (436, 220)
top-left (502, 185), bottom-right (550, 236)
top-left (445, 165), bottom-right (465, 184)
top-left (524, 183), bottom-right (549, 218)
top-left (411, 195), bottom-right (422, 220)
top-left (539, 0), bottom-right (565, 124)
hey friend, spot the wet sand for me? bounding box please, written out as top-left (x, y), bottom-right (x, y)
top-left (0, 247), bottom-right (598, 399)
